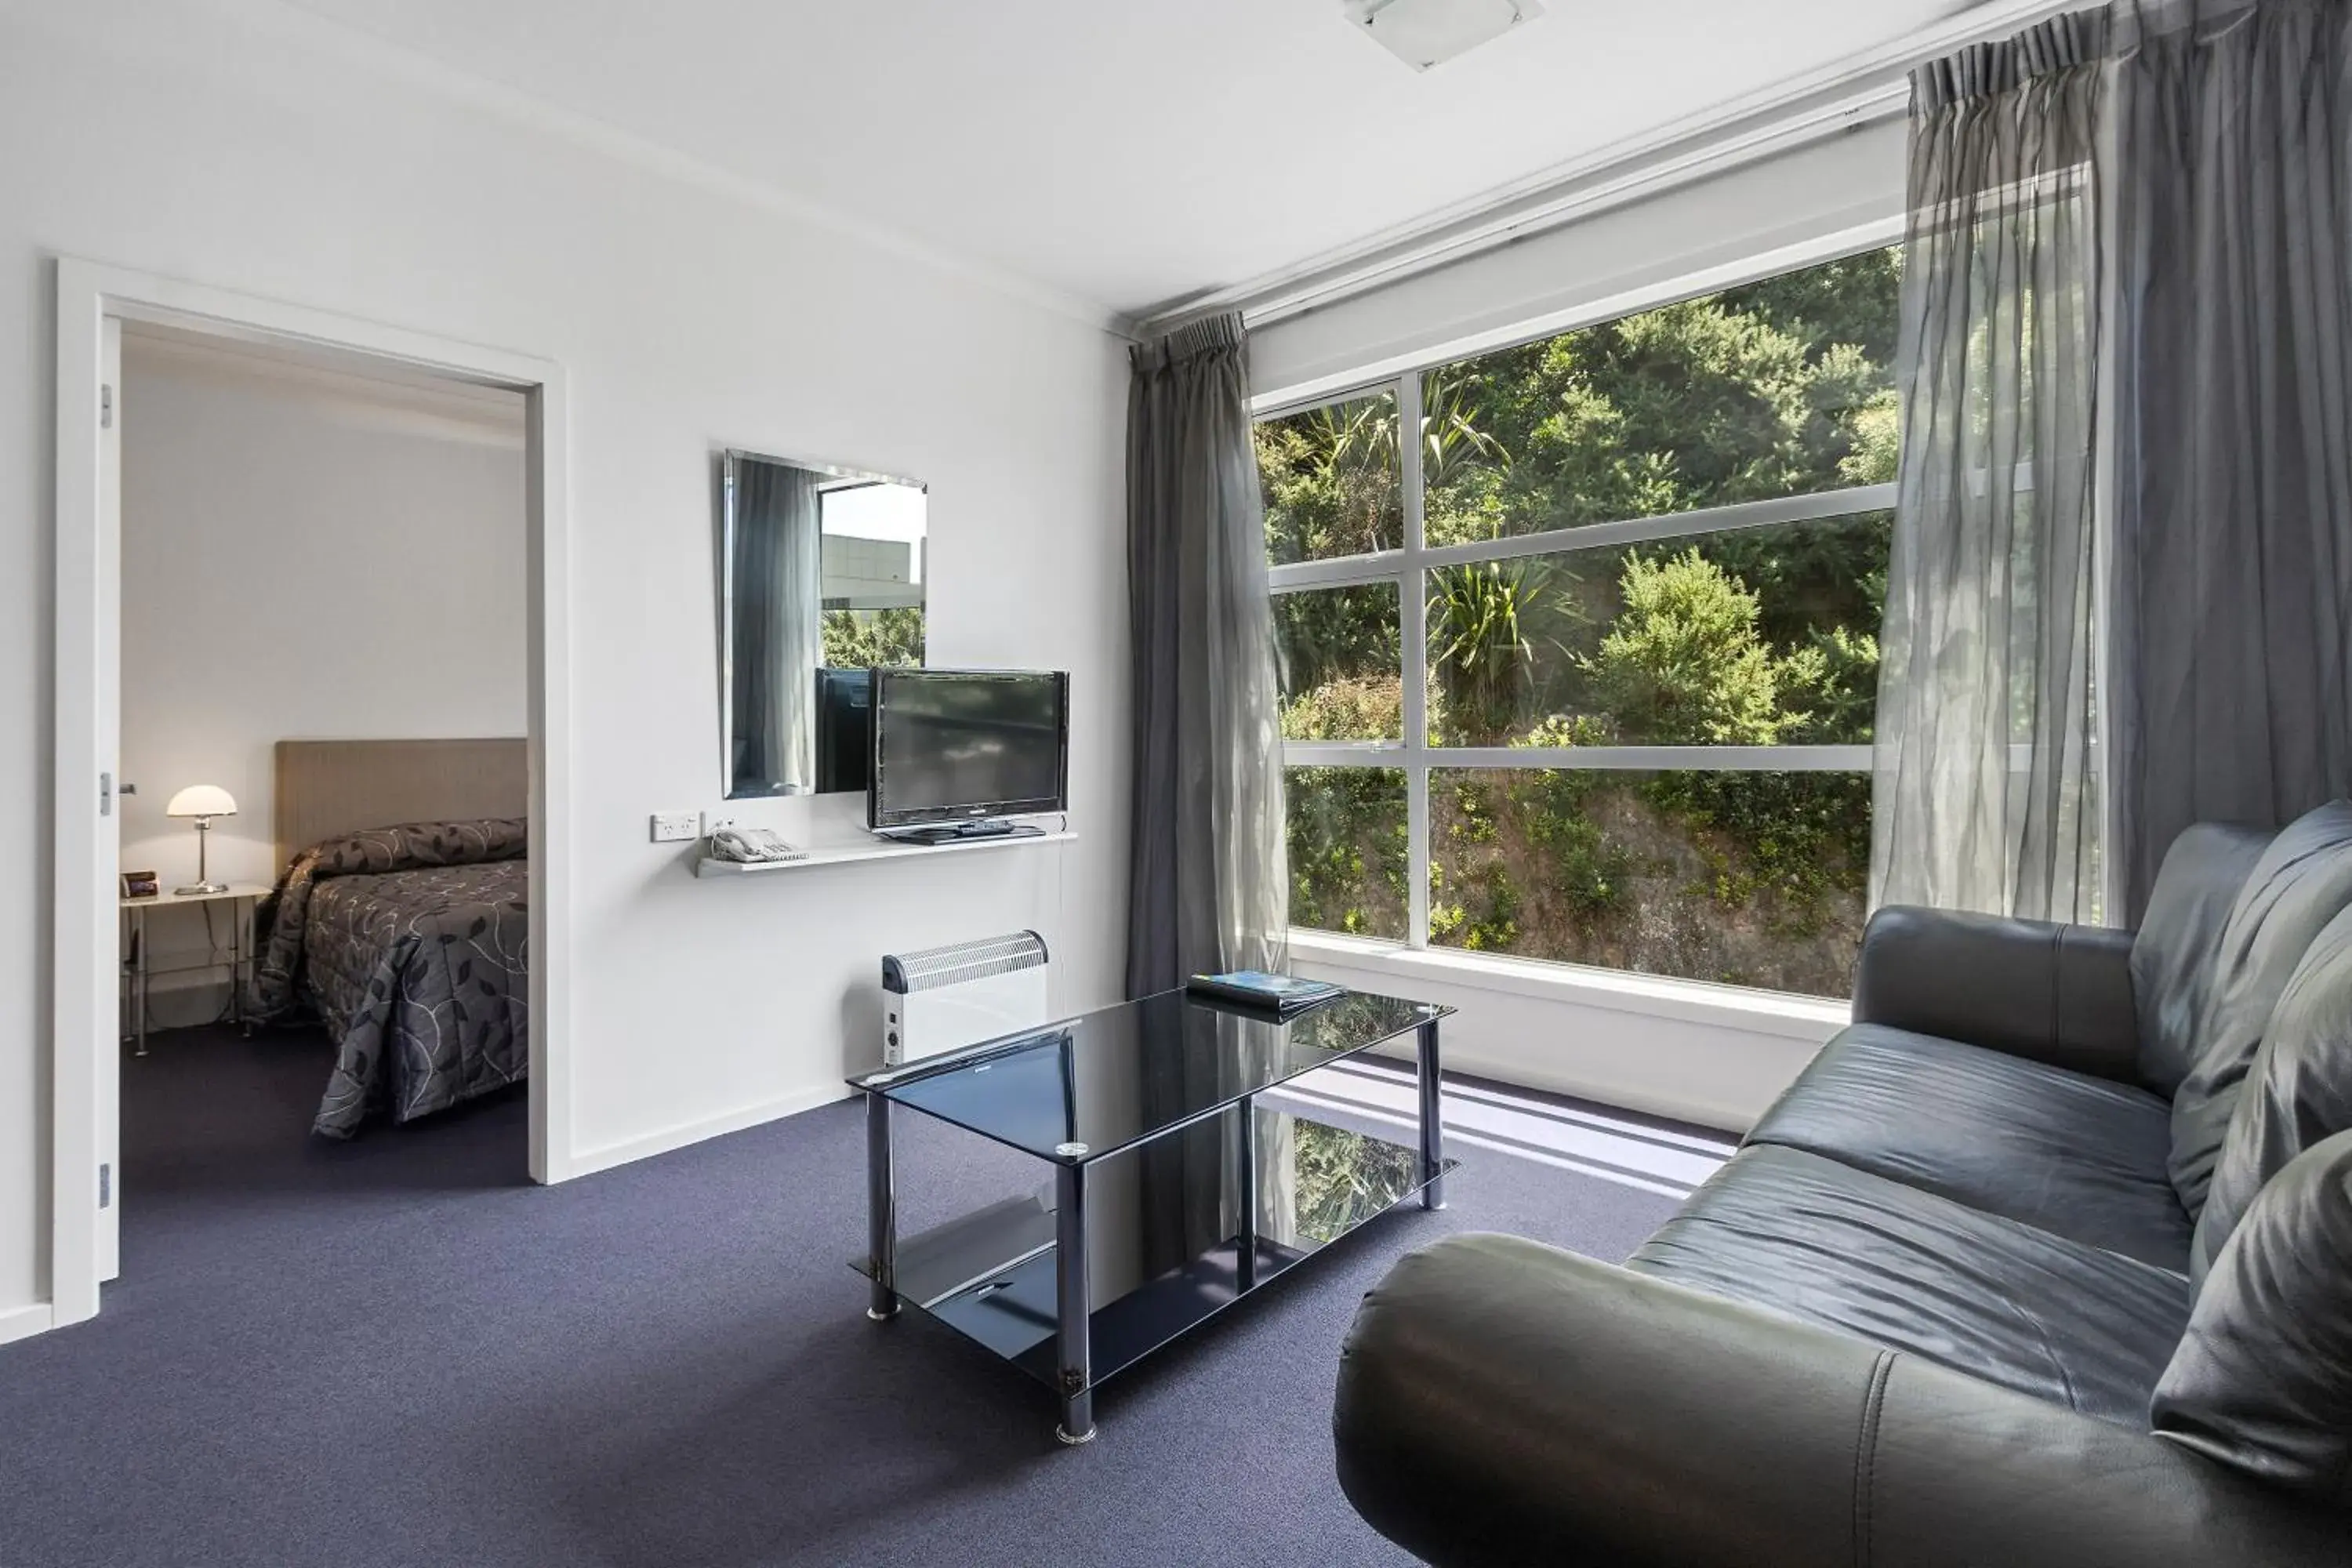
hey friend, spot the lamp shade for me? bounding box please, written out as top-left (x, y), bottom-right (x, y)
top-left (165, 784), bottom-right (238, 818)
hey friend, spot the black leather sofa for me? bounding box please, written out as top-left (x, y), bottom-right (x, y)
top-left (1334, 808), bottom-right (2352, 1567)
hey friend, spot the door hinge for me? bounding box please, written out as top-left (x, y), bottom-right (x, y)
top-left (99, 1163), bottom-right (111, 1208)
top-left (100, 384), bottom-right (113, 430)
top-left (100, 771), bottom-right (112, 817)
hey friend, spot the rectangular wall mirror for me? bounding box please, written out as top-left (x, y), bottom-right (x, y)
top-left (720, 449), bottom-right (927, 798)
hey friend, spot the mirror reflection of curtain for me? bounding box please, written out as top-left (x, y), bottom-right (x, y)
top-left (1139, 1006), bottom-right (1287, 1278)
top-left (731, 459), bottom-right (823, 794)
top-left (1258, 1092), bottom-right (1301, 1250)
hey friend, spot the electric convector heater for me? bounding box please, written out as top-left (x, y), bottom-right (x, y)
top-left (880, 931), bottom-right (1052, 1068)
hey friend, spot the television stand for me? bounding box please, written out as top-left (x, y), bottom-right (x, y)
top-left (878, 820), bottom-right (1044, 847)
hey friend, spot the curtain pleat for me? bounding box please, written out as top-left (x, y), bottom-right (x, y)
top-left (1881, 0), bottom-right (2352, 923)
top-left (1874, 12), bottom-right (2108, 920)
top-left (2105, 0), bottom-right (2352, 918)
top-left (1125, 312), bottom-right (1288, 993)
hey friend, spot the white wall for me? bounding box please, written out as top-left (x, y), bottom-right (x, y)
top-left (118, 342), bottom-right (528, 1022)
top-left (0, 1), bottom-right (1129, 1324)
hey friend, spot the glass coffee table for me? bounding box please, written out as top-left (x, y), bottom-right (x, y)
top-left (848, 985), bottom-right (1455, 1444)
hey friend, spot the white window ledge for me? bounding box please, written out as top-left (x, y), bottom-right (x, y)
top-left (1288, 929), bottom-right (1849, 1040)
top-left (1290, 929), bottom-right (1849, 1131)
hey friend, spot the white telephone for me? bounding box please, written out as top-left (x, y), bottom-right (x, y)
top-left (707, 826), bottom-right (808, 863)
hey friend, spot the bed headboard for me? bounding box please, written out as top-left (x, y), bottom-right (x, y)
top-left (273, 739), bottom-right (528, 870)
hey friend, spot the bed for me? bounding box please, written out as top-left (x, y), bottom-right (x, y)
top-left (244, 739), bottom-right (531, 1138)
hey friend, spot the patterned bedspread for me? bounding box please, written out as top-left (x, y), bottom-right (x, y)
top-left (248, 820), bottom-right (529, 1138)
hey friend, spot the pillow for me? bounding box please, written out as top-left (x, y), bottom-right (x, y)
top-left (2169, 800), bottom-right (2352, 1219)
top-left (2131, 822), bottom-right (2274, 1094)
top-left (2153, 1127), bottom-right (2352, 1502)
top-left (2189, 905), bottom-right (2352, 1286)
top-left (307, 818), bottom-right (529, 878)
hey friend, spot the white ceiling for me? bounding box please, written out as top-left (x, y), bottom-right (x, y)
top-left (279, 0), bottom-right (1981, 321)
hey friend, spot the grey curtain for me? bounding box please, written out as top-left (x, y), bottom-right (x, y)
top-left (1126, 313), bottom-right (1289, 993)
top-left (729, 458), bottom-right (823, 795)
top-left (2105, 0), bottom-right (2352, 919)
top-left (1873, 13), bottom-right (2110, 921)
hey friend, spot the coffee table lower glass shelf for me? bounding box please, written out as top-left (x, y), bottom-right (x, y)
top-left (851, 1105), bottom-right (1456, 1403)
top-left (848, 985), bottom-right (1455, 1444)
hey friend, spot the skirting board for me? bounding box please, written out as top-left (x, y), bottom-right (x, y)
top-left (0, 1301), bottom-right (58, 1347)
top-left (564, 1081), bottom-right (854, 1181)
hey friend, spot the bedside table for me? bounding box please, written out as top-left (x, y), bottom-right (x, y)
top-left (119, 882), bottom-right (270, 1057)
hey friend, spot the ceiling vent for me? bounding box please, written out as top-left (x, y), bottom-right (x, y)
top-left (1345, 0), bottom-right (1544, 72)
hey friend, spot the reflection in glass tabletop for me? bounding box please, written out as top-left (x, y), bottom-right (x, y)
top-left (848, 987), bottom-right (1447, 1164)
top-left (849, 983), bottom-right (1456, 1445)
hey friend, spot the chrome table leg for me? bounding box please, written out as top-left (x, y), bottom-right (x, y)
top-left (1417, 1014), bottom-right (1446, 1210)
top-left (1235, 1094), bottom-right (1258, 1292)
top-left (135, 906), bottom-right (150, 1057)
top-left (866, 1092), bottom-right (898, 1321)
top-left (1054, 1160), bottom-right (1094, 1445)
top-left (233, 893), bottom-right (248, 1036)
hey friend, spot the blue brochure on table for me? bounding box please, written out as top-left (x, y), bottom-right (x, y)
top-left (1185, 970), bottom-right (1345, 1018)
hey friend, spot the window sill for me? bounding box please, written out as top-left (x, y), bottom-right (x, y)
top-left (1288, 929), bottom-right (1849, 1131)
top-left (1287, 929), bottom-right (1849, 1040)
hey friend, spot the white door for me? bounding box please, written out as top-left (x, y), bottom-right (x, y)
top-left (96, 314), bottom-right (122, 1283)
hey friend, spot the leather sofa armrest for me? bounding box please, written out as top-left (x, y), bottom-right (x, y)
top-left (1851, 905), bottom-right (2140, 1081)
top-left (1334, 1234), bottom-right (2343, 1568)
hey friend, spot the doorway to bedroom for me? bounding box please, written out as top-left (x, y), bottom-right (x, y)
top-left (51, 262), bottom-right (574, 1334)
top-left (109, 322), bottom-right (533, 1273)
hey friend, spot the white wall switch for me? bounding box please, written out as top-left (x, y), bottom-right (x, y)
top-left (650, 811), bottom-right (700, 843)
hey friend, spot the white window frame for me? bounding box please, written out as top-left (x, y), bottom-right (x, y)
top-left (1259, 244), bottom-right (1894, 976)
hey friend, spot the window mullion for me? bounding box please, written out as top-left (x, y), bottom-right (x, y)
top-left (1398, 373), bottom-right (1430, 950)
top-left (1419, 745), bottom-right (1875, 771)
top-left (1415, 484), bottom-right (1895, 570)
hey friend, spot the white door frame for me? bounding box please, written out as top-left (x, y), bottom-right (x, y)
top-left (49, 256), bottom-right (576, 1330)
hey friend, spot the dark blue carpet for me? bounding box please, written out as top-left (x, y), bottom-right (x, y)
top-left (0, 1025), bottom-right (1697, 1567)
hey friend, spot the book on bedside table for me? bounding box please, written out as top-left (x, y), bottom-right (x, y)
top-left (1184, 970), bottom-right (1346, 1018)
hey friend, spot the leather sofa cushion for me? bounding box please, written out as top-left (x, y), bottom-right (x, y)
top-left (2190, 905), bottom-right (2352, 1285)
top-left (1628, 1145), bottom-right (2193, 1425)
top-left (2132, 822), bottom-right (2273, 1094)
top-left (2169, 800), bottom-right (2352, 1220)
top-left (1747, 1024), bottom-right (2191, 1270)
top-left (2154, 1128), bottom-right (2352, 1502)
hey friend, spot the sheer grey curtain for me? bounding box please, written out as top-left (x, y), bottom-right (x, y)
top-left (1873, 13), bottom-right (2109, 921)
top-left (1127, 313), bottom-right (1288, 993)
top-left (730, 459), bottom-right (822, 794)
top-left (2105, 0), bottom-right (2352, 919)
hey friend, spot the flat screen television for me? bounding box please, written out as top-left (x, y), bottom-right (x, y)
top-left (868, 669), bottom-right (1069, 830)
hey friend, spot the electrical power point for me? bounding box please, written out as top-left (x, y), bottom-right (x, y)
top-left (650, 811), bottom-right (699, 844)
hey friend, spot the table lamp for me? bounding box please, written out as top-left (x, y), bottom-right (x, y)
top-left (165, 784), bottom-right (237, 895)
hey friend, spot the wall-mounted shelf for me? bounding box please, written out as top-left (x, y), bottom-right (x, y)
top-left (694, 829), bottom-right (1076, 877)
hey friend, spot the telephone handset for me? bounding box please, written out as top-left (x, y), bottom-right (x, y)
top-left (708, 826), bottom-right (808, 863)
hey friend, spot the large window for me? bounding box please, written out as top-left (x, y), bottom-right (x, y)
top-left (1259, 246), bottom-right (1898, 998)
